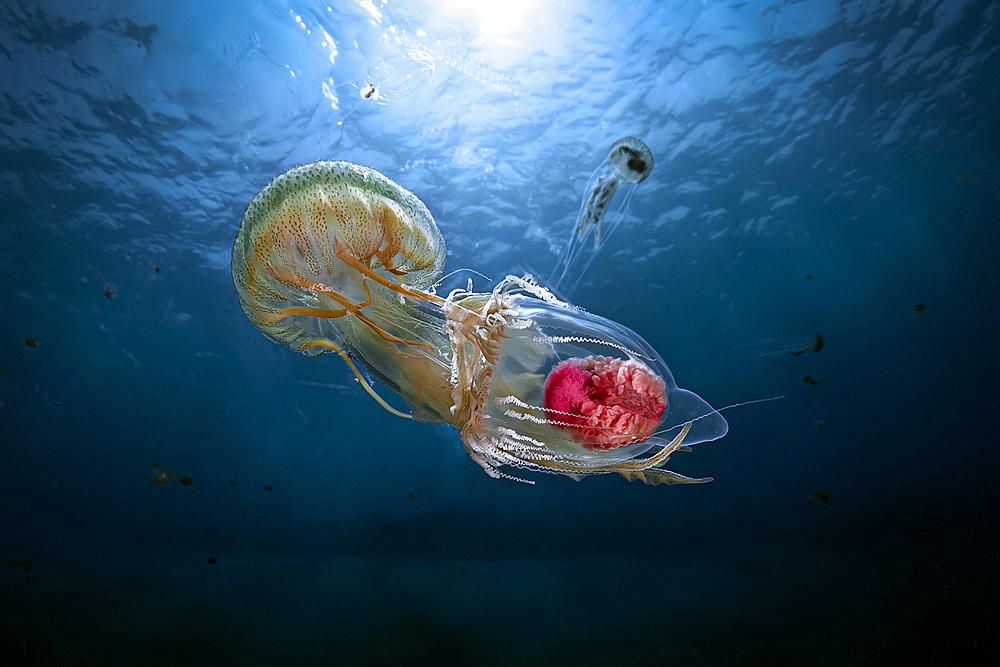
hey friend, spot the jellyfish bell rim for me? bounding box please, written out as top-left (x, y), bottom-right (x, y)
top-left (608, 136), bottom-right (654, 184)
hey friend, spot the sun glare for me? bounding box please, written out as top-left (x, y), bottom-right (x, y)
top-left (434, 0), bottom-right (541, 41)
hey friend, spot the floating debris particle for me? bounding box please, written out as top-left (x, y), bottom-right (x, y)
top-left (914, 303), bottom-right (926, 318)
top-left (208, 557), bottom-right (218, 564)
top-left (804, 375), bottom-right (820, 385)
top-left (178, 472), bottom-right (193, 486)
top-left (25, 336), bottom-right (38, 348)
top-left (263, 485), bottom-right (273, 492)
top-left (11, 558), bottom-right (31, 572)
top-left (807, 491), bottom-right (830, 503)
top-left (148, 463), bottom-right (172, 485)
top-left (103, 282), bottom-right (119, 298)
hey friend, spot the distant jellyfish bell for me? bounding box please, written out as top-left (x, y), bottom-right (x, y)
top-left (551, 136), bottom-right (654, 295)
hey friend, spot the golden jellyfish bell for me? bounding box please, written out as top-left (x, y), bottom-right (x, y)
top-left (232, 160), bottom-right (445, 350)
top-left (232, 160), bottom-right (457, 421)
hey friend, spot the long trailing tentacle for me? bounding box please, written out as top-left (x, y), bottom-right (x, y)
top-left (300, 337), bottom-right (413, 420)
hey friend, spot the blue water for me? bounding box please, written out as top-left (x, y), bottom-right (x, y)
top-left (2, 0), bottom-right (998, 664)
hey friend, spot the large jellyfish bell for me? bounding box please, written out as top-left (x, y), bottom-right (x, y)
top-left (551, 137), bottom-right (654, 295)
top-left (232, 159), bottom-right (727, 485)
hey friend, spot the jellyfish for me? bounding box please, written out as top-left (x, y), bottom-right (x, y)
top-left (334, 50), bottom-right (435, 127)
top-left (231, 160), bottom-right (727, 485)
top-left (740, 334), bottom-right (824, 358)
top-left (550, 137), bottom-right (654, 295)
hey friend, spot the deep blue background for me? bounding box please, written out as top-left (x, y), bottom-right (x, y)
top-left (1, 0), bottom-right (998, 664)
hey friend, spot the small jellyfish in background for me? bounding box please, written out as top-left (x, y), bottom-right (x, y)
top-left (232, 160), bottom-right (728, 485)
top-left (741, 334), bottom-right (823, 358)
top-left (333, 50), bottom-right (435, 127)
top-left (550, 136), bottom-right (654, 295)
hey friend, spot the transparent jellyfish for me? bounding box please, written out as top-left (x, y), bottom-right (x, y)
top-left (232, 160), bottom-right (727, 485)
top-left (550, 137), bottom-right (654, 295)
top-left (334, 50), bottom-right (435, 126)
